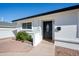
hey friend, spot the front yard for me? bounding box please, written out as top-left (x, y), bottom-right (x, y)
top-left (0, 38), bottom-right (32, 53)
top-left (0, 38), bottom-right (54, 56)
top-left (0, 37), bottom-right (79, 56)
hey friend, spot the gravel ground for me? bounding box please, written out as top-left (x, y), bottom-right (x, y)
top-left (55, 46), bottom-right (79, 56)
top-left (0, 38), bottom-right (32, 53)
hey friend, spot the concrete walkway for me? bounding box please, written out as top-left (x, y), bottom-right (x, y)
top-left (27, 40), bottom-right (55, 56)
top-left (0, 39), bottom-right (55, 56)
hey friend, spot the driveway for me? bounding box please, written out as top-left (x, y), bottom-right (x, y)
top-left (0, 38), bottom-right (55, 56)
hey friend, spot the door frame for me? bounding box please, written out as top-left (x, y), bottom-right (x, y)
top-left (42, 20), bottom-right (55, 43)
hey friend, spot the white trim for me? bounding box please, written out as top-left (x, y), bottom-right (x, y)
top-left (55, 41), bottom-right (79, 50)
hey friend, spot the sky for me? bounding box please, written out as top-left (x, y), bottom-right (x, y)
top-left (0, 3), bottom-right (78, 22)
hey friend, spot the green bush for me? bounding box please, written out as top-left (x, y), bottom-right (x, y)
top-left (16, 31), bottom-right (32, 42)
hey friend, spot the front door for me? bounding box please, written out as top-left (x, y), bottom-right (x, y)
top-left (43, 21), bottom-right (52, 40)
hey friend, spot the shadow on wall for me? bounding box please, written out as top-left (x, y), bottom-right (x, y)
top-left (12, 30), bottom-right (17, 36)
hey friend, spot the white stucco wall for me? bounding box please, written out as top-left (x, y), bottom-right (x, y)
top-left (55, 41), bottom-right (79, 50)
top-left (32, 20), bottom-right (42, 46)
top-left (54, 9), bottom-right (78, 41)
top-left (0, 28), bottom-right (16, 39)
top-left (55, 25), bottom-right (77, 39)
top-left (77, 12), bottom-right (79, 38)
top-left (54, 9), bottom-right (79, 50)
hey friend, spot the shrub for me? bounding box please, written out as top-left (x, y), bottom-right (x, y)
top-left (16, 31), bottom-right (32, 42)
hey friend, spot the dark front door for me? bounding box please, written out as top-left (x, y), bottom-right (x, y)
top-left (43, 21), bottom-right (52, 40)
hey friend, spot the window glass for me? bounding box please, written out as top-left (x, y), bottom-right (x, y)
top-left (22, 22), bottom-right (32, 29)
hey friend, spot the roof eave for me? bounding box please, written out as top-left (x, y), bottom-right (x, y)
top-left (12, 5), bottom-right (79, 22)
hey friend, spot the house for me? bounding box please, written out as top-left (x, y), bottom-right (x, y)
top-left (0, 21), bottom-right (16, 39)
top-left (12, 5), bottom-right (79, 50)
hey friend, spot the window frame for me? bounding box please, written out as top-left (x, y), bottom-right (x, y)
top-left (22, 22), bottom-right (32, 29)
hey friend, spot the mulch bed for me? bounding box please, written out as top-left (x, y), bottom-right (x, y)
top-left (55, 46), bottom-right (79, 56)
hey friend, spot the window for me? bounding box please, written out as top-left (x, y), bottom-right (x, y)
top-left (22, 22), bottom-right (32, 29)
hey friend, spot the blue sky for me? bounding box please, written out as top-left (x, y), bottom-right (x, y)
top-left (0, 3), bottom-right (78, 22)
